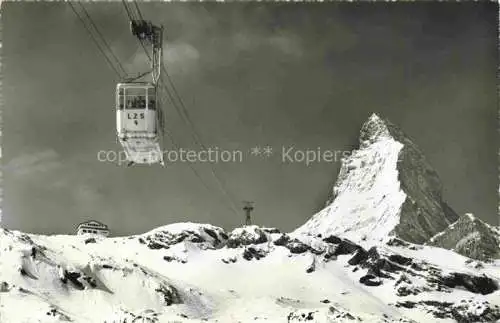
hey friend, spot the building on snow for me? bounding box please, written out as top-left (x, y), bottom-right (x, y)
top-left (76, 220), bottom-right (109, 237)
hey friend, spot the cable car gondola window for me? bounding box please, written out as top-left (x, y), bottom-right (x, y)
top-left (117, 87), bottom-right (125, 110)
top-left (126, 98), bottom-right (134, 109)
top-left (148, 99), bottom-right (156, 110)
top-left (147, 87), bottom-right (156, 110)
top-left (117, 84), bottom-right (156, 111)
top-left (118, 93), bottom-right (124, 110)
top-left (123, 86), bottom-right (148, 110)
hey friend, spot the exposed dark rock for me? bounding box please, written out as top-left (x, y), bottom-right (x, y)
top-left (203, 228), bottom-right (222, 245)
top-left (322, 235), bottom-right (342, 244)
top-left (367, 258), bottom-right (402, 279)
top-left (396, 286), bottom-right (420, 297)
top-left (147, 242), bottom-right (168, 250)
top-left (221, 257), bottom-right (237, 264)
top-left (359, 274), bottom-right (382, 286)
top-left (154, 284), bottom-right (181, 306)
top-left (262, 227), bottom-right (281, 234)
top-left (323, 246), bottom-right (338, 262)
top-left (66, 271), bottom-right (82, 282)
top-left (286, 239), bottom-right (310, 254)
top-left (395, 275), bottom-right (422, 297)
top-left (83, 276), bottom-right (97, 288)
top-left (410, 262), bottom-right (425, 272)
top-left (332, 239), bottom-right (361, 256)
top-left (440, 273), bottom-right (498, 295)
top-left (347, 248), bottom-right (369, 266)
top-left (45, 307), bottom-right (71, 321)
top-left (347, 247), bottom-right (401, 280)
top-left (386, 238), bottom-right (410, 247)
top-left (273, 234), bottom-right (290, 246)
top-left (395, 274), bottom-right (412, 286)
top-left (310, 248), bottom-right (324, 255)
top-left (163, 231), bottom-right (205, 245)
top-left (306, 259), bottom-right (316, 273)
top-left (183, 231), bottom-right (204, 243)
top-left (388, 254), bottom-right (412, 266)
top-left (162, 255), bottom-right (186, 264)
top-left (60, 270), bottom-right (84, 290)
top-left (242, 247), bottom-right (268, 261)
top-left (395, 301), bottom-right (417, 309)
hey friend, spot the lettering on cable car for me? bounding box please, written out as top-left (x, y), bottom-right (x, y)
top-left (127, 112), bottom-right (145, 120)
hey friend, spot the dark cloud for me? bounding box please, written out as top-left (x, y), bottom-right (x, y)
top-left (1, 2), bottom-right (497, 236)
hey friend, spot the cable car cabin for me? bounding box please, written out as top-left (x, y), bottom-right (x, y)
top-left (116, 82), bottom-right (163, 165)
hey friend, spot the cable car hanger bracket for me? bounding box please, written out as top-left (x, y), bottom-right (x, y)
top-left (129, 19), bottom-right (163, 85)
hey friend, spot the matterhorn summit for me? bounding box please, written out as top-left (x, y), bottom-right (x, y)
top-left (295, 113), bottom-right (459, 245)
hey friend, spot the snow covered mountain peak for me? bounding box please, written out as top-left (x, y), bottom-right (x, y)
top-left (295, 113), bottom-right (458, 245)
top-left (358, 113), bottom-right (393, 147)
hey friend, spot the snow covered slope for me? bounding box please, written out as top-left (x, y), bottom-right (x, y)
top-left (1, 224), bottom-right (500, 323)
top-left (295, 113), bottom-right (458, 245)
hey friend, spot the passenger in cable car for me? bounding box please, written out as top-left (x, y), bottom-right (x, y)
top-left (138, 96), bottom-right (146, 109)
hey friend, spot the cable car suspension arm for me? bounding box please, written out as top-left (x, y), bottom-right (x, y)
top-left (130, 20), bottom-right (163, 85)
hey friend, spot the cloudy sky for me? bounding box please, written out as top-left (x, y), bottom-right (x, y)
top-left (1, 2), bottom-right (497, 235)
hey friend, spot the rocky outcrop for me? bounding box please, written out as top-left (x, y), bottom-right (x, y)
top-left (395, 300), bottom-right (500, 323)
top-left (226, 225), bottom-right (270, 248)
top-left (140, 223), bottom-right (228, 250)
top-left (427, 213), bottom-right (500, 261)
